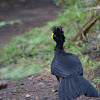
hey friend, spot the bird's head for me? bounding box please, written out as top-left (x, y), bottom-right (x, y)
top-left (51, 26), bottom-right (65, 44)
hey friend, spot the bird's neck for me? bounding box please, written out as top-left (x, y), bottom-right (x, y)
top-left (54, 43), bottom-right (64, 54)
top-left (55, 43), bottom-right (63, 49)
top-left (54, 44), bottom-right (66, 55)
top-left (55, 42), bottom-right (64, 49)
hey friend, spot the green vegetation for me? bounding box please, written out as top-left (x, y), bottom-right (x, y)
top-left (0, 0), bottom-right (99, 89)
top-left (0, 20), bottom-right (21, 27)
top-left (54, 0), bottom-right (97, 8)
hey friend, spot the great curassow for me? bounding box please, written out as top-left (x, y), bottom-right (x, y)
top-left (51, 26), bottom-right (99, 100)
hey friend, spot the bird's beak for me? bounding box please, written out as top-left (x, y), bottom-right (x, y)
top-left (51, 33), bottom-right (54, 39)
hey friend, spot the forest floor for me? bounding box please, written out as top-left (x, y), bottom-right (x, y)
top-left (0, 0), bottom-right (100, 100)
top-left (0, 72), bottom-right (100, 100)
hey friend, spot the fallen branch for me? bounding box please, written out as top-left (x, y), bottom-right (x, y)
top-left (70, 0), bottom-right (100, 42)
top-left (71, 10), bottom-right (99, 42)
top-left (80, 16), bottom-right (98, 40)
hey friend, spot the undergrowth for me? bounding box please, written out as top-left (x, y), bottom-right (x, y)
top-left (0, 0), bottom-right (99, 89)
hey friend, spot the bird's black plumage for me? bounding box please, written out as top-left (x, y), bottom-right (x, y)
top-left (51, 26), bottom-right (99, 100)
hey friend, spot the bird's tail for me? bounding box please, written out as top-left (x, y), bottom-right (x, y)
top-left (58, 75), bottom-right (99, 100)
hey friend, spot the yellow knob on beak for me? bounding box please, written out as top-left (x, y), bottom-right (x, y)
top-left (51, 33), bottom-right (54, 39)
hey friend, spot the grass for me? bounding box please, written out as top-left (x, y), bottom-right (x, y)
top-left (0, 20), bottom-right (21, 27)
top-left (0, 27), bottom-right (54, 79)
top-left (0, 0), bottom-right (100, 90)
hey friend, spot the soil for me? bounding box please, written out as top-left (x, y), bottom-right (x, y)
top-left (0, 73), bottom-right (59, 100)
top-left (0, 73), bottom-right (100, 100)
top-left (0, 0), bottom-right (100, 100)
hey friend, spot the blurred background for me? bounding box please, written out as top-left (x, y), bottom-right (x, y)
top-left (0, 0), bottom-right (100, 100)
top-left (0, 0), bottom-right (62, 47)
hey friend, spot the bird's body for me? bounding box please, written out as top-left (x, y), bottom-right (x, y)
top-left (51, 48), bottom-right (83, 77)
top-left (51, 26), bottom-right (99, 100)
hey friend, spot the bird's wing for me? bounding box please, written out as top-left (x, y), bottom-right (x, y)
top-left (51, 53), bottom-right (83, 77)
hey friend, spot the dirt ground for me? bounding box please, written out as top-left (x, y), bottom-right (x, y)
top-left (0, 0), bottom-right (100, 100)
top-left (0, 73), bottom-right (58, 100)
top-left (0, 73), bottom-right (100, 100)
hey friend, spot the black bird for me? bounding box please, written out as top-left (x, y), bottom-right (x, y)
top-left (51, 26), bottom-right (99, 100)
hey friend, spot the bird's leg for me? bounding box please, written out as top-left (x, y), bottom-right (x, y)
top-left (52, 76), bottom-right (63, 92)
top-left (51, 76), bottom-right (62, 93)
top-left (56, 76), bottom-right (63, 83)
